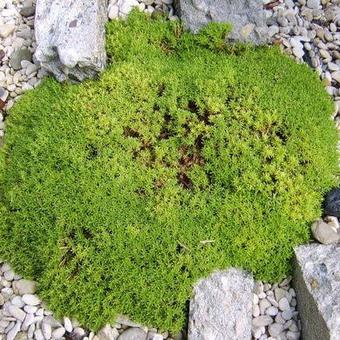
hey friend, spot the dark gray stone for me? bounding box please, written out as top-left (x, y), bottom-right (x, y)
top-left (294, 244), bottom-right (340, 340)
top-left (9, 48), bottom-right (32, 70)
top-left (20, 6), bottom-right (35, 17)
top-left (323, 188), bottom-right (340, 218)
top-left (34, 0), bottom-right (107, 82)
top-left (175, 0), bottom-right (269, 45)
top-left (188, 268), bottom-right (254, 340)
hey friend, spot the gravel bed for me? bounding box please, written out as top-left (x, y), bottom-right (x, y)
top-left (0, 0), bottom-right (339, 339)
top-left (265, 0), bottom-right (340, 118)
top-left (252, 278), bottom-right (300, 340)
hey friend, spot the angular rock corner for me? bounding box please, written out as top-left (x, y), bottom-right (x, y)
top-left (174, 0), bottom-right (269, 45)
top-left (34, 0), bottom-right (107, 82)
top-left (294, 244), bottom-right (340, 340)
top-left (188, 268), bottom-right (254, 340)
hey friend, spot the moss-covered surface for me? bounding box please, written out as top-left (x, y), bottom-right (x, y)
top-left (0, 11), bottom-right (338, 332)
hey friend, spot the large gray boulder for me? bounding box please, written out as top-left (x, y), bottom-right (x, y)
top-left (294, 244), bottom-right (340, 340)
top-left (188, 268), bottom-right (254, 340)
top-left (34, 0), bottom-right (107, 82)
top-left (175, 0), bottom-right (269, 45)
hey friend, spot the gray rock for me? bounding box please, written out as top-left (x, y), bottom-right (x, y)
top-left (278, 297), bottom-right (290, 311)
top-left (117, 328), bottom-right (147, 340)
top-left (253, 304), bottom-right (260, 317)
top-left (52, 327), bottom-right (66, 339)
top-left (20, 6), bottom-right (35, 17)
top-left (311, 219), bottom-right (340, 244)
top-left (14, 332), bottom-right (28, 340)
top-left (41, 322), bottom-right (52, 339)
top-left (282, 309), bottom-right (293, 321)
top-left (266, 306), bottom-right (279, 316)
top-left (274, 288), bottom-right (286, 302)
top-left (8, 305), bottom-right (26, 322)
top-left (259, 298), bottom-right (271, 314)
top-left (268, 323), bottom-right (283, 337)
top-left (175, 0), bottom-right (269, 45)
top-left (12, 280), bottom-right (37, 295)
top-left (7, 321), bottom-right (21, 340)
top-left (0, 24), bottom-right (16, 38)
top-left (188, 268), bottom-right (254, 340)
top-left (34, 0), bottom-right (107, 82)
top-left (287, 331), bottom-right (301, 340)
top-left (294, 244), bottom-right (340, 339)
top-left (97, 324), bottom-right (119, 340)
top-left (9, 48), bottom-right (32, 71)
top-left (252, 315), bottom-right (273, 328)
top-left (332, 71), bottom-right (340, 83)
top-left (306, 0), bottom-right (320, 9)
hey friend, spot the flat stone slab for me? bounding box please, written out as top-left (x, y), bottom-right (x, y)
top-left (34, 0), bottom-right (107, 81)
top-left (175, 0), bottom-right (269, 45)
top-left (294, 244), bottom-right (340, 340)
top-left (188, 268), bottom-right (254, 340)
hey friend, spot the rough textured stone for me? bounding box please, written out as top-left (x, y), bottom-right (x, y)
top-left (294, 244), bottom-right (340, 340)
top-left (175, 0), bottom-right (269, 44)
top-left (188, 268), bottom-right (254, 340)
top-left (34, 0), bottom-right (107, 81)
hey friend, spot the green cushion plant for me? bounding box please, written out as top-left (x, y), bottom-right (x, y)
top-left (0, 10), bottom-right (338, 333)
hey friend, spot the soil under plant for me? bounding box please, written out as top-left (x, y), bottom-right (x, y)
top-left (0, 10), bottom-right (338, 333)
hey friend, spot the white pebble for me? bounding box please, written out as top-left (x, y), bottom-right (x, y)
top-left (28, 323), bottom-right (35, 338)
top-left (22, 312), bottom-right (35, 331)
top-left (253, 315), bottom-right (273, 327)
top-left (34, 329), bottom-right (44, 340)
top-left (253, 304), bottom-right (260, 317)
top-left (22, 294), bottom-right (41, 306)
top-left (64, 317), bottom-right (73, 332)
top-left (8, 305), bottom-right (26, 322)
top-left (52, 327), bottom-right (66, 339)
top-left (6, 321), bottom-right (21, 340)
top-left (268, 323), bottom-right (283, 337)
top-left (23, 305), bottom-right (37, 314)
top-left (282, 309), bottom-right (293, 320)
top-left (41, 322), bottom-right (52, 339)
top-left (266, 306), bottom-right (279, 316)
top-left (279, 297), bottom-right (290, 311)
top-left (4, 270), bottom-right (15, 281)
top-left (11, 296), bottom-right (24, 308)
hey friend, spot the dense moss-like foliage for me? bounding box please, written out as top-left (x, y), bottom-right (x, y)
top-left (0, 10), bottom-right (338, 332)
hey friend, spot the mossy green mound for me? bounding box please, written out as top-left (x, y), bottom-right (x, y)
top-left (0, 11), bottom-right (338, 332)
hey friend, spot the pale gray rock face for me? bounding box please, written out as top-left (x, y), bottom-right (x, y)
top-left (175, 0), bottom-right (269, 44)
top-left (34, 0), bottom-right (108, 82)
top-left (294, 244), bottom-right (340, 340)
top-left (188, 268), bottom-right (254, 340)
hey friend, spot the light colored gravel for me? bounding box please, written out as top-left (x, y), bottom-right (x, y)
top-left (1, 0), bottom-right (340, 339)
top-left (252, 277), bottom-right (301, 340)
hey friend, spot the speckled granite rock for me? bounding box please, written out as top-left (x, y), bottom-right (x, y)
top-left (34, 0), bottom-right (107, 81)
top-left (294, 244), bottom-right (340, 340)
top-left (188, 268), bottom-right (254, 340)
top-left (175, 0), bottom-right (269, 44)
